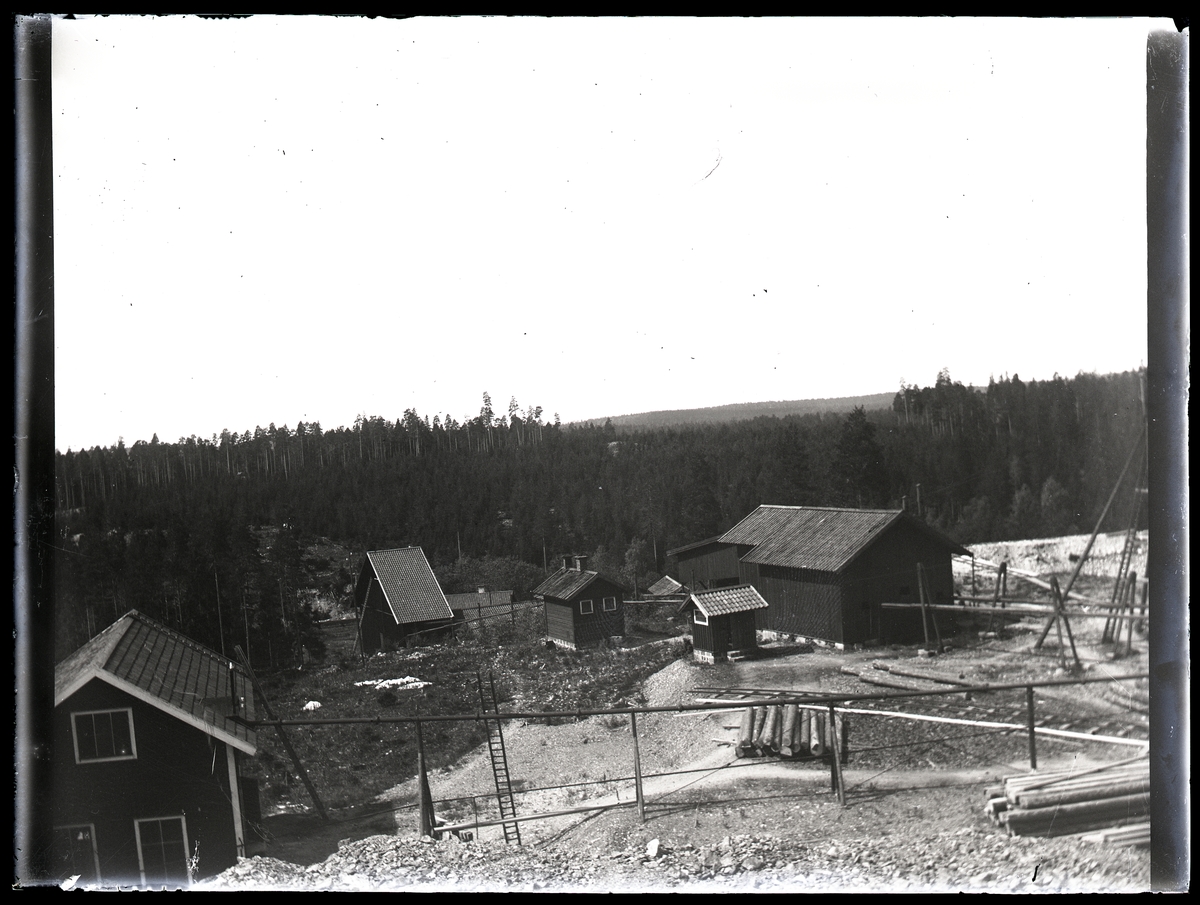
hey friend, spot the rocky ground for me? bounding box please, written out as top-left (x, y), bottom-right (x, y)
top-left (194, 534), bottom-right (1152, 893)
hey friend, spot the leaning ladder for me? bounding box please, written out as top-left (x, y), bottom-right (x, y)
top-left (477, 670), bottom-right (521, 845)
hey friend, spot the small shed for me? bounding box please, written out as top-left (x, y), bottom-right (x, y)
top-left (679, 585), bottom-right (769, 663)
top-left (52, 611), bottom-right (258, 887)
top-left (534, 554), bottom-right (626, 649)
top-left (355, 547), bottom-right (455, 654)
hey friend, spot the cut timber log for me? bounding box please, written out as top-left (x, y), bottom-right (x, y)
top-left (759, 705), bottom-right (780, 752)
top-left (800, 710), bottom-right (812, 755)
top-left (1001, 792), bottom-right (1150, 837)
top-left (780, 705), bottom-right (798, 757)
top-left (810, 713), bottom-right (826, 757)
top-left (1016, 779), bottom-right (1149, 810)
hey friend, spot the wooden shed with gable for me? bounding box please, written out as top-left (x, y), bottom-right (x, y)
top-left (51, 610), bottom-right (259, 888)
top-left (679, 585), bottom-right (769, 663)
top-left (354, 547), bottom-right (455, 654)
top-left (668, 505), bottom-right (970, 648)
top-left (534, 554), bottom-right (627, 649)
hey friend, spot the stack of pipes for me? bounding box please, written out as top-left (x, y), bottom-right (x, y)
top-left (735, 704), bottom-right (848, 763)
top-left (983, 758), bottom-right (1149, 838)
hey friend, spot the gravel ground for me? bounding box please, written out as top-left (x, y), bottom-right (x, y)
top-left (198, 642), bottom-right (1150, 893)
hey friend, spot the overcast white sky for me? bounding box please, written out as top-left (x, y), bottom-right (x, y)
top-left (51, 16), bottom-right (1161, 452)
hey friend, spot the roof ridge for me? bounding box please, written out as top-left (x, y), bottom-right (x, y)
top-left (760, 504), bottom-right (902, 514)
top-left (124, 609), bottom-right (237, 665)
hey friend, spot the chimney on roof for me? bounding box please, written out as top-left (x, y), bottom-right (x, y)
top-left (574, 554), bottom-right (589, 572)
top-left (562, 554), bottom-right (574, 571)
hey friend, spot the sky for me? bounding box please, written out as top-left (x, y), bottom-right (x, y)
top-left (50, 16), bottom-right (1164, 452)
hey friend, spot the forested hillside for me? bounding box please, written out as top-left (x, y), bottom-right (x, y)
top-left (53, 371), bottom-right (1145, 662)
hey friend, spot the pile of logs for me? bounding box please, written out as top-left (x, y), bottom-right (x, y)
top-left (735, 703), bottom-right (848, 762)
top-left (984, 757), bottom-right (1149, 842)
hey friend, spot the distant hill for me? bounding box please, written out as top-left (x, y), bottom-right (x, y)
top-left (575, 392), bottom-right (897, 430)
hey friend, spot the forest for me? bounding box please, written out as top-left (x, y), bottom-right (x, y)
top-left (52, 371), bottom-right (1147, 663)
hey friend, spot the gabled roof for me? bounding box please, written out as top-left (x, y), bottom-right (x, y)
top-left (647, 575), bottom-right (686, 597)
top-left (357, 547), bottom-right (454, 625)
top-left (721, 505), bottom-right (969, 573)
top-left (680, 585), bottom-right (769, 618)
top-left (533, 567), bottom-right (603, 601)
top-left (55, 611), bottom-right (256, 754)
top-left (666, 534), bottom-right (732, 558)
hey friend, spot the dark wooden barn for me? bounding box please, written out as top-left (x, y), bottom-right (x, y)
top-left (679, 585), bottom-right (769, 663)
top-left (668, 505), bottom-right (970, 648)
top-left (354, 547), bottom-right (456, 654)
top-left (534, 554), bottom-right (627, 649)
top-left (51, 611), bottom-right (259, 888)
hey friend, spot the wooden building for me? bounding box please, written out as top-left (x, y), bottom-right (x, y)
top-left (445, 589), bottom-right (516, 635)
top-left (668, 505), bottom-right (970, 648)
top-left (51, 611), bottom-right (259, 888)
top-left (354, 547), bottom-right (455, 654)
top-left (534, 554), bottom-right (627, 649)
top-left (679, 585), bottom-right (769, 663)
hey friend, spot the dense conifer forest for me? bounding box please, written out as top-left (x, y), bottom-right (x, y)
top-left (53, 371), bottom-right (1146, 663)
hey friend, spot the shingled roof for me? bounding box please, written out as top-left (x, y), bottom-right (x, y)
top-left (357, 547), bottom-right (454, 625)
top-left (54, 611), bottom-right (256, 754)
top-left (533, 567), bottom-right (602, 601)
top-left (682, 585), bottom-right (769, 618)
top-left (720, 505), bottom-right (969, 573)
top-left (646, 575), bottom-right (687, 597)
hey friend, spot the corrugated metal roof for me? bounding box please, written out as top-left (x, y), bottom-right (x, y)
top-left (533, 568), bottom-right (599, 601)
top-left (54, 611), bottom-right (256, 754)
top-left (365, 547), bottom-right (455, 625)
top-left (684, 585), bottom-right (769, 617)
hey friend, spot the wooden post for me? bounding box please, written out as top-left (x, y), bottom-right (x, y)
top-left (916, 562), bottom-right (932, 648)
top-left (1036, 427), bottom-right (1145, 649)
top-left (630, 712), bottom-right (645, 823)
top-left (233, 645), bottom-right (328, 821)
top-left (918, 563), bottom-right (943, 652)
top-left (828, 705), bottom-right (845, 805)
top-left (1026, 685), bottom-right (1038, 770)
top-left (1122, 574), bottom-right (1138, 657)
top-left (1050, 577), bottom-right (1081, 671)
top-left (214, 570), bottom-right (226, 658)
top-left (416, 721), bottom-right (436, 837)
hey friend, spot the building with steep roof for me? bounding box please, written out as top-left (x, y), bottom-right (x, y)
top-left (668, 505), bottom-right (970, 647)
top-left (533, 554), bottom-right (627, 649)
top-left (51, 610), bottom-right (259, 888)
top-left (679, 585), bottom-right (769, 663)
top-left (354, 547), bottom-right (455, 654)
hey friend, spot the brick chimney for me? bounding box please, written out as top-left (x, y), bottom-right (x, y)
top-left (574, 554), bottom-right (589, 572)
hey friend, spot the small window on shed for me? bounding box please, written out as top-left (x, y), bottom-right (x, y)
top-left (602, 597), bottom-right (617, 612)
top-left (579, 599), bottom-right (594, 615)
top-left (692, 608), bottom-right (709, 626)
top-left (71, 708), bottom-right (137, 764)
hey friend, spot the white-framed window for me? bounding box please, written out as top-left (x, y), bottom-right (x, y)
top-left (602, 597), bottom-right (617, 612)
top-left (579, 599), bottom-right (594, 615)
top-left (53, 824), bottom-right (100, 885)
top-left (692, 608), bottom-right (709, 626)
top-left (135, 815), bottom-right (191, 887)
top-left (71, 708), bottom-right (137, 764)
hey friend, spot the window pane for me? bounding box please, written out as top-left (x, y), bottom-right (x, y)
top-left (75, 715), bottom-right (97, 760)
top-left (94, 712), bottom-right (116, 759)
top-left (111, 712), bottom-right (133, 757)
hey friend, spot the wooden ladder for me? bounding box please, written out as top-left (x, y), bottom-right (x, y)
top-left (477, 670), bottom-right (521, 845)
